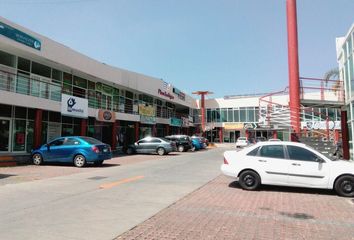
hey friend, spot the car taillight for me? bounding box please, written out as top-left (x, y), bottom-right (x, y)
top-left (223, 157), bottom-right (229, 165)
top-left (92, 146), bottom-right (100, 153)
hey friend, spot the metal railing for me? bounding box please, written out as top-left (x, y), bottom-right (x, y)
top-left (0, 69), bottom-right (190, 121)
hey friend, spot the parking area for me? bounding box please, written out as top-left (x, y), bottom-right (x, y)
top-left (0, 149), bottom-right (209, 186)
top-left (116, 175), bottom-right (354, 240)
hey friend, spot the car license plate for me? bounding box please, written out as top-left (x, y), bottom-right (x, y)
top-left (103, 149), bottom-right (108, 152)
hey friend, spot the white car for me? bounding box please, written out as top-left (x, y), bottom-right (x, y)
top-left (268, 138), bottom-right (281, 142)
top-left (235, 137), bottom-right (249, 148)
top-left (221, 141), bottom-right (354, 197)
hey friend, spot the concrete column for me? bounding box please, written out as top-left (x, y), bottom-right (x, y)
top-left (135, 122), bottom-right (140, 142)
top-left (34, 109), bottom-right (42, 148)
top-left (111, 120), bottom-right (119, 150)
top-left (80, 119), bottom-right (87, 136)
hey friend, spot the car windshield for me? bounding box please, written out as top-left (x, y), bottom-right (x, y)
top-left (80, 137), bottom-right (103, 145)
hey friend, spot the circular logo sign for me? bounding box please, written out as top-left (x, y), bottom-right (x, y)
top-left (103, 111), bottom-right (112, 121)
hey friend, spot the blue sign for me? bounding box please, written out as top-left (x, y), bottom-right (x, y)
top-left (0, 21), bottom-right (41, 50)
top-left (170, 118), bottom-right (182, 127)
top-left (140, 115), bottom-right (156, 125)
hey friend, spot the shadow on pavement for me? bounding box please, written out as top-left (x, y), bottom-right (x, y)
top-left (0, 174), bottom-right (16, 179)
top-left (228, 180), bottom-right (336, 196)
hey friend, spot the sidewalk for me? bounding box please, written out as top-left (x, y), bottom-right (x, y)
top-left (116, 175), bottom-right (354, 240)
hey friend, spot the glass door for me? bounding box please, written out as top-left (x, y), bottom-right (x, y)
top-left (0, 118), bottom-right (10, 152)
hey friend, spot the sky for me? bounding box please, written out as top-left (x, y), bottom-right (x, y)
top-left (0, 0), bottom-right (353, 98)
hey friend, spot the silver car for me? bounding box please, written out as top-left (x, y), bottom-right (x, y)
top-left (126, 137), bottom-right (176, 155)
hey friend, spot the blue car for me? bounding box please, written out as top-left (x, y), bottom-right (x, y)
top-left (31, 136), bottom-right (112, 167)
top-left (191, 137), bottom-right (203, 151)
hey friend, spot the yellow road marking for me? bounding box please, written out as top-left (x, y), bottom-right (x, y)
top-left (99, 175), bottom-right (144, 189)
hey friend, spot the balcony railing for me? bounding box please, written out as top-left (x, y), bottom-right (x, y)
top-left (0, 69), bottom-right (190, 121)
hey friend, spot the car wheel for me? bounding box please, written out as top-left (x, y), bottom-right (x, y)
top-left (334, 175), bottom-right (354, 197)
top-left (238, 170), bottom-right (261, 190)
top-left (157, 147), bottom-right (166, 156)
top-left (178, 145), bottom-right (185, 152)
top-left (73, 154), bottom-right (86, 168)
top-left (126, 147), bottom-right (134, 155)
top-left (32, 153), bottom-right (43, 165)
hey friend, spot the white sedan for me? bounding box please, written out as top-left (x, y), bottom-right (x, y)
top-left (221, 141), bottom-right (354, 197)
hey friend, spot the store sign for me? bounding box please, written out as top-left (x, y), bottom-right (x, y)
top-left (96, 109), bottom-right (115, 122)
top-left (173, 87), bottom-right (185, 101)
top-left (243, 123), bottom-right (258, 129)
top-left (181, 117), bottom-right (189, 127)
top-left (158, 89), bottom-right (174, 100)
top-left (170, 117), bottom-right (182, 127)
top-left (61, 94), bottom-right (88, 118)
top-left (0, 21), bottom-right (41, 50)
top-left (140, 115), bottom-right (156, 124)
top-left (139, 104), bottom-right (155, 117)
top-left (224, 123), bottom-right (244, 130)
top-left (47, 122), bottom-right (61, 142)
top-left (301, 121), bottom-right (341, 130)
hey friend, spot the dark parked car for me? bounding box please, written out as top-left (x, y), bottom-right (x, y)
top-left (126, 137), bottom-right (176, 155)
top-left (165, 135), bottom-right (192, 152)
top-left (31, 136), bottom-right (112, 167)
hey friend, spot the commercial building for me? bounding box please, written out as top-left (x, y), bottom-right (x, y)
top-left (0, 17), bottom-right (197, 155)
top-left (202, 91), bottom-right (342, 143)
top-left (337, 23), bottom-right (354, 159)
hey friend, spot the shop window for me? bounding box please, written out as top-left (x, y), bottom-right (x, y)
top-left (17, 57), bottom-right (30, 72)
top-left (233, 109), bottom-right (239, 122)
top-left (248, 108), bottom-right (255, 122)
top-left (31, 61), bottom-right (51, 78)
top-left (227, 108), bottom-right (233, 122)
top-left (28, 108), bottom-right (35, 120)
top-left (0, 50), bottom-right (16, 67)
top-left (62, 124), bottom-right (74, 136)
top-left (49, 111), bottom-right (61, 122)
top-left (88, 81), bottom-right (95, 90)
top-left (16, 72), bottom-right (30, 95)
top-left (239, 107), bottom-right (247, 122)
top-left (62, 116), bottom-right (73, 124)
top-left (88, 90), bottom-right (96, 108)
top-left (0, 104), bottom-right (12, 117)
top-left (126, 90), bottom-right (133, 99)
top-left (63, 72), bottom-right (72, 85)
top-left (73, 86), bottom-right (86, 98)
top-left (26, 121), bottom-right (34, 153)
top-left (14, 106), bottom-right (27, 119)
top-left (42, 111), bottom-right (49, 121)
top-left (63, 83), bottom-right (72, 95)
top-left (221, 109), bottom-right (227, 122)
top-left (12, 119), bottom-right (26, 151)
top-left (73, 76), bottom-right (88, 89)
top-left (52, 69), bottom-right (62, 84)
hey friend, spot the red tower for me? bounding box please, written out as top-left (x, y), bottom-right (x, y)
top-left (286, 0), bottom-right (301, 135)
top-left (192, 91), bottom-right (213, 134)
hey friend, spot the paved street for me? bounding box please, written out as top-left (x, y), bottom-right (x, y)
top-left (1, 145), bottom-right (354, 240)
top-left (0, 147), bottom-right (223, 240)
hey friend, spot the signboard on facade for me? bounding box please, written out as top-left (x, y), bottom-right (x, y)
top-left (61, 94), bottom-right (88, 118)
top-left (301, 121), bottom-right (341, 130)
top-left (0, 21), bottom-right (41, 50)
top-left (158, 89), bottom-right (174, 100)
top-left (172, 87), bottom-right (186, 101)
top-left (170, 117), bottom-right (182, 127)
top-left (139, 104), bottom-right (155, 117)
top-left (140, 115), bottom-right (156, 125)
top-left (243, 123), bottom-right (258, 129)
top-left (96, 109), bottom-right (115, 122)
top-left (181, 117), bottom-right (189, 127)
top-left (47, 122), bottom-right (61, 142)
top-left (224, 123), bottom-right (244, 130)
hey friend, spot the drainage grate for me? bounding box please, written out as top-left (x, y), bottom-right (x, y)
top-left (88, 176), bottom-right (107, 180)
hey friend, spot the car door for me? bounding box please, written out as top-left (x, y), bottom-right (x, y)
top-left (286, 145), bottom-right (330, 188)
top-left (61, 137), bottom-right (81, 162)
top-left (256, 145), bottom-right (289, 186)
top-left (45, 138), bottom-right (65, 161)
top-left (135, 140), bottom-right (147, 153)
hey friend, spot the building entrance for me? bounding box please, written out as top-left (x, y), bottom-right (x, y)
top-left (0, 118), bottom-right (10, 152)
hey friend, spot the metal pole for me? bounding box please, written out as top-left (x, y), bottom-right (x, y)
top-left (286, 0), bottom-right (301, 135)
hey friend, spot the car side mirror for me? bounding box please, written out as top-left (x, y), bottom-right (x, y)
top-left (135, 142), bottom-right (139, 145)
top-left (46, 144), bottom-right (50, 150)
top-left (316, 157), bottom-right (325, 163)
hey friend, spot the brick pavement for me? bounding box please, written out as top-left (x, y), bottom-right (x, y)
top-left (116, 175), bottom-right (354, 240)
